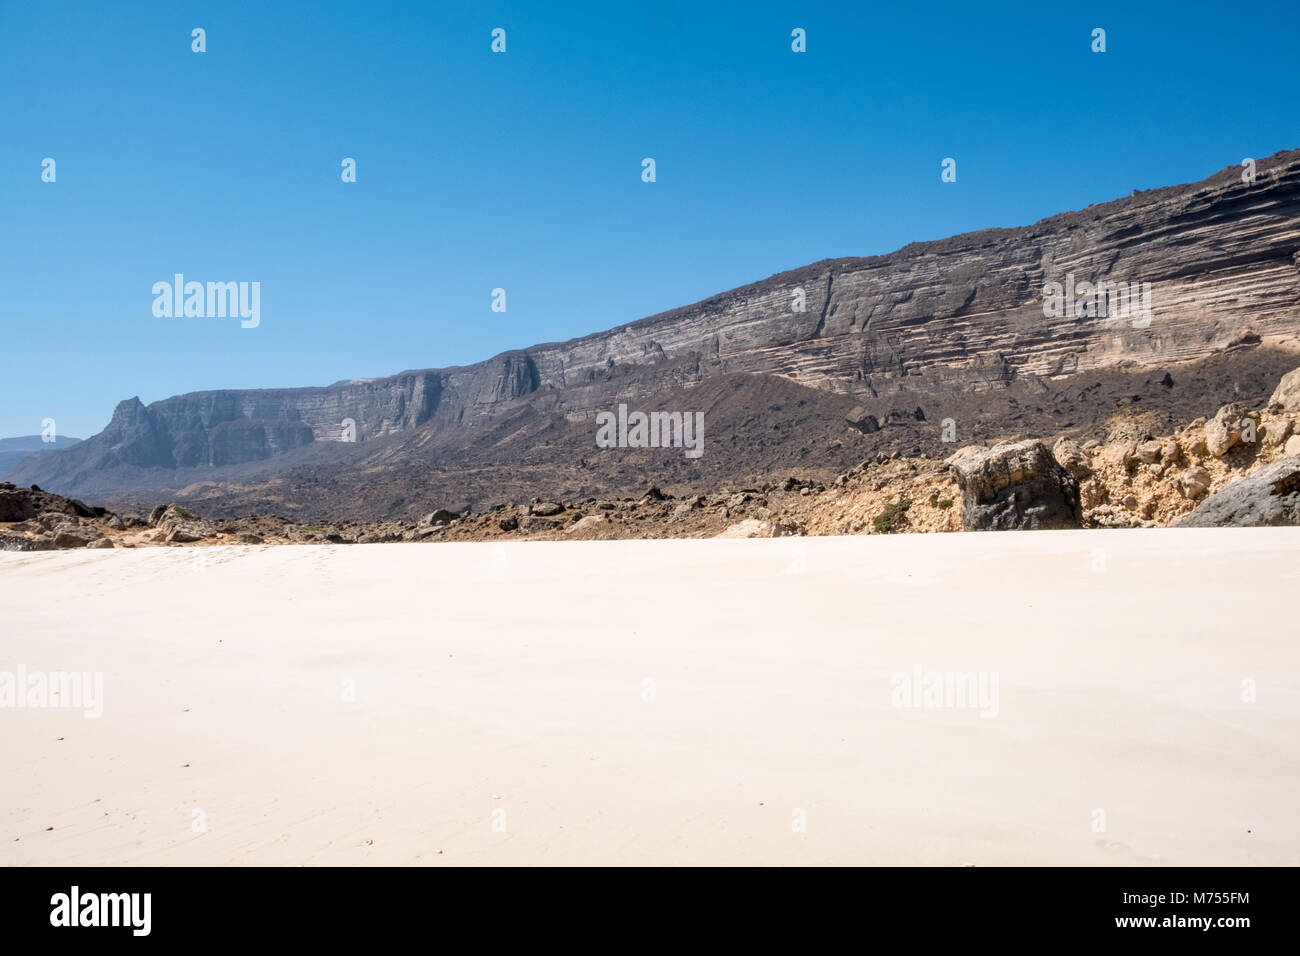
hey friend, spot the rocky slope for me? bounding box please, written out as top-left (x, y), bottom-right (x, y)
top-left (9, 148), bottom-right (1300, 515)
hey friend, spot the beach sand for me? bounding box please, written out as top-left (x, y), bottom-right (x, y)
top-left (2, 528), bottom-right (1297, 866)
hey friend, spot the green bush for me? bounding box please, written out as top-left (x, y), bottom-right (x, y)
top-left (873, 499), bottom-right (911, 534)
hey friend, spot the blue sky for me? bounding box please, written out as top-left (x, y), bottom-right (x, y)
top-left (2, 0), bottom-right (1298, 438)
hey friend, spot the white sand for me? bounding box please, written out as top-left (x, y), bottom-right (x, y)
top-left (2, 528), bottom-right (1298, 866)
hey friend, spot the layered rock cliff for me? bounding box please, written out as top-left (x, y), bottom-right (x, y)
top-left (10, 148), bottom-right (1300, 500)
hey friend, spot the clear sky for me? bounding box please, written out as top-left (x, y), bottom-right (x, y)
top-left (2, 0), bottom-right (1298, 438)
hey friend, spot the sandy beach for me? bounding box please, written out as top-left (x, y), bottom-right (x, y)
top-left (1, 528), bottom-right (1297, 866)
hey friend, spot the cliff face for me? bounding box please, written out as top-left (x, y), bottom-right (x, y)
top-left (10, 149), bottom-right (1300, 498)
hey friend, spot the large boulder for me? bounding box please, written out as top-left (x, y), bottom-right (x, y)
top-left (52, 525), bottom-right (103, 549)
top-left (949, 440), bottom-right (1082, 531)
top-left (153, 504), bottom-right (217, 543)
top-left (1176, 457), bottom-right (1300, 527)
top-left (1266, 367), bottom-right (1300, 413)
top-left (845, 407), bottom-right (880, 434)
top-left (1204, 402), bottom-right (1260, 457)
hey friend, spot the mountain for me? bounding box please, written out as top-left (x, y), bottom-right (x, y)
top-left (11, 149), bottom-right (1300, 519)
top-left (0, 435), bottom-right (82, 475)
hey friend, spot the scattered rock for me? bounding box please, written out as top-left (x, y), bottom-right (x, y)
top-left (1177, 466), bottom-right (1212, 499)
top-left (673, 495), bottom-right (704, 516)
top-left (1135, 440), bottom-right (1164, 464)
top-left (518, 514), bottom-right (564, 532)
top-left (1103, 422), bottom-right (1152, 464)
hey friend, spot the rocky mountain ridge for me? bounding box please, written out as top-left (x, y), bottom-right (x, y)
top-left (9, 148), bottom-right (1300, 513)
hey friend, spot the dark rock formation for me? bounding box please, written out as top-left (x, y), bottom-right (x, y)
top-left (949, 440), bottom-right (1082, 530)
top-left (845, 407), bottom-right (880, 433)
top-left (420, 509), bottom-right (458, 526)
top-left (0, 482), bottom-right (104, 522)
top-left (1176, 457), bottom-right (1300, 527)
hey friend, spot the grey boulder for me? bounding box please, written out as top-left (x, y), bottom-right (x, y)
top-left (1176, 457), bottom-right (1300, 527)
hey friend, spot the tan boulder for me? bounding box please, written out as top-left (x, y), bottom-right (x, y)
top-left (1204, 402), bottom-right (1259, 457)
top-left (1266, 367), bottom-right (1300, 413)
top-left (1135, 440), bottom-right (1164, 464)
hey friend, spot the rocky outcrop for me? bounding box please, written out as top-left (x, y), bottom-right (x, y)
top-left (1176, 457), bottom-right (1300, 527)
top-left (0, 483), bottom-right (122, 551)
top-left (0, 483), bottom-right (105, 522)
top-left (150, 504), bottom-right (217, 543)
top-left (949, 440), bottom-right (1082, 530)
top-left (12, 149), bottom-right (1300, 502)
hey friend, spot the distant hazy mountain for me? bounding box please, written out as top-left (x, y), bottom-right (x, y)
top-left (0, 435), bottom-right (83, 476)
